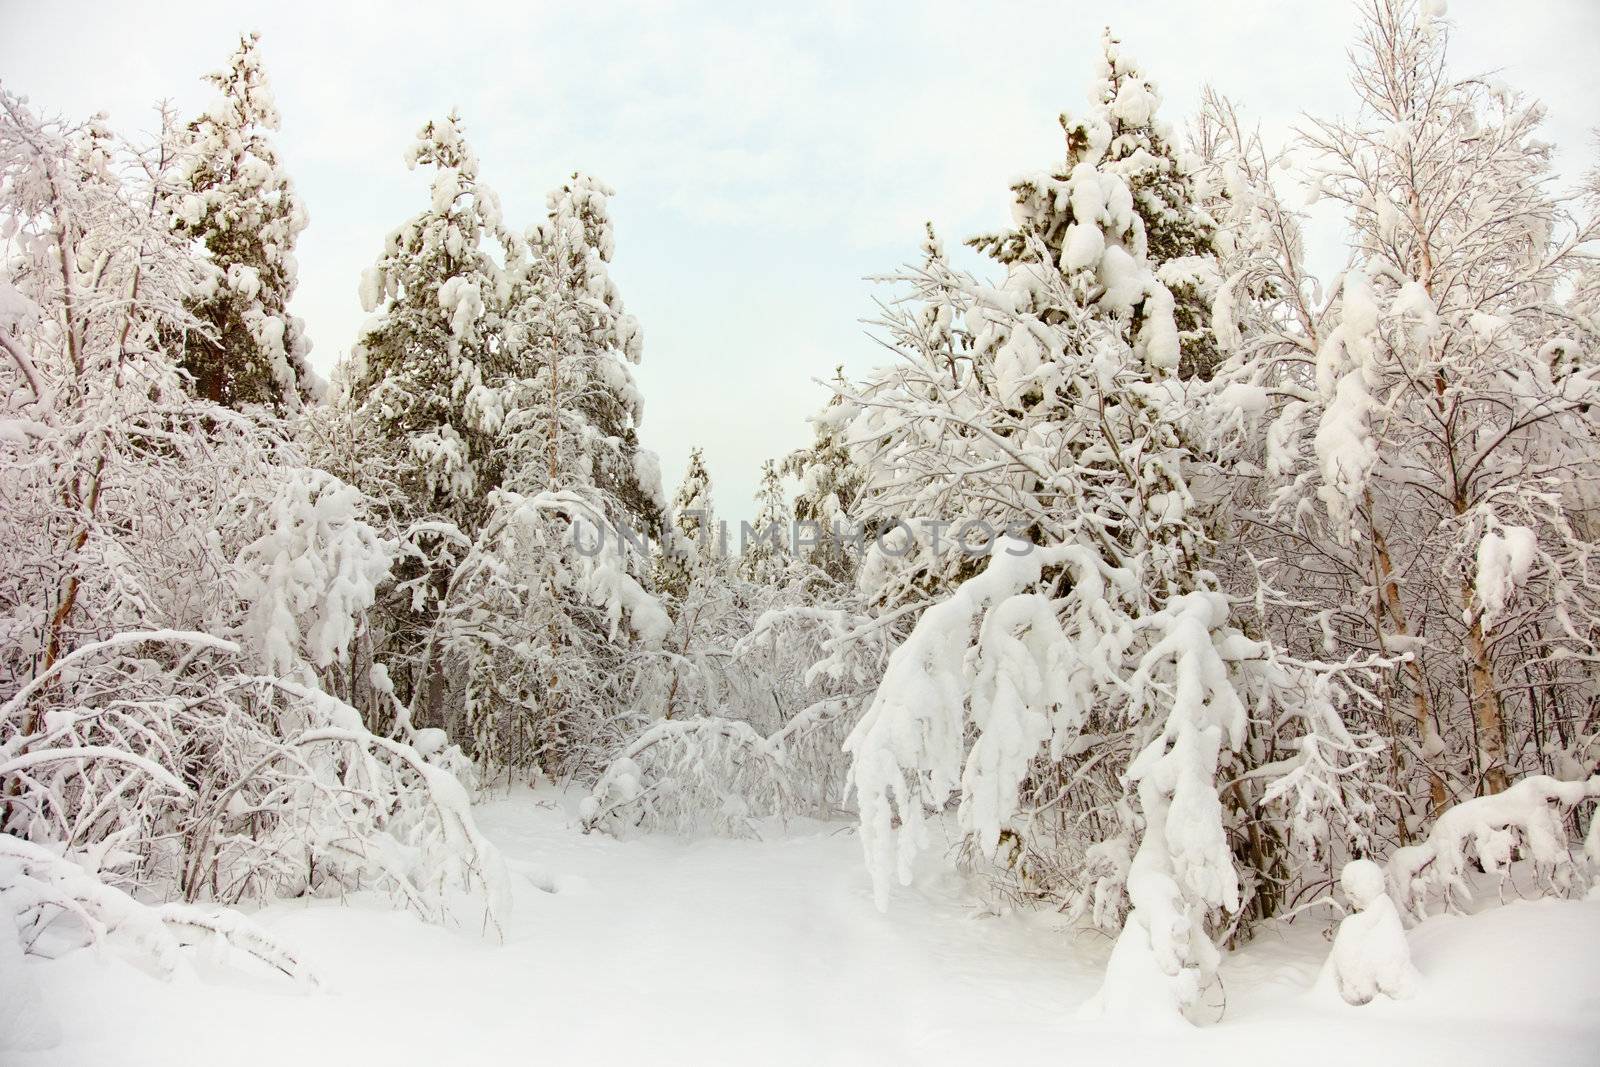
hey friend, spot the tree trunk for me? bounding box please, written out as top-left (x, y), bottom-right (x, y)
top-left (1460, 579), bottom-right (1511, 794)
top-left (1365, 496), bottom-right (1448, 813)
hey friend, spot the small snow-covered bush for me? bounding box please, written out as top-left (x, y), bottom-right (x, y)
top-left (580, 590), bottom-right (885, 837)
top-left (579, 718), bottom-right (790, 837)
top-left (1, 633), bottom-right (511, 938)
top-left (1388, 775), bottom-right (1600, 920)
top-left (1325, 859), bottom-right (1418, 1006)
top-left (0, 834), bottom-right (320, 986)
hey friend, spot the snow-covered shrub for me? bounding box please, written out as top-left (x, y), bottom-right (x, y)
top-left (580, 556), bottom-right (885, 836)
top-left (1324, 858), bottom-right (1418, 1006)
top-left (0, 834), bottom-right (319, 987)
top-left (844, 539), bottom-right (1382, 1020)
top-left (443, 488), bottom-right (668, 779)
top-left (237, 466), bottom-right (393, 681)
top-left (741, 601), bottom-right (889, 818)
top-left (1387, 775), bottom-right (1600, 920)
top-left (572, 437), bottom-right (886, 839)
top-left (1, 632), bottom-right (511, 936)
top-left (579, 717), bottom-right (790, 837)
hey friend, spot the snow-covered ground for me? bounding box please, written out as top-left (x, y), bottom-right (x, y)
top-left (14, 791), bottom-right (1600, 1066)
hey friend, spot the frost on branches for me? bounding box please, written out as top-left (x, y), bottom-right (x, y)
top-left (1198, 0), bottom-right (1600, 819)
top-left (0, 89), bottom-right (509, 997)
top-left (582, 450), bottom-right (884, 836)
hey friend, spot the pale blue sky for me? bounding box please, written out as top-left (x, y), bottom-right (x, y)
top-left (3, 0), bottom-right (1596, 514)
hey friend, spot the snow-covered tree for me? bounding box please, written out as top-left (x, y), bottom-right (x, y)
top-left (1197, 0), bottom-right (1600, 824)
top-left (967, 30), bottom-right (1220, 382)
top-left (0, 91), bottom-right (509, 968)
top-left (841, 30), bottom-right (1227, 612)
top-left (582, 573), bottom-right (889, 837)
top-left (343, 110), bottom-right (517, 530)
top-left (637, 448), bottom-right (731, 729)
top-left (419, 171), bottom-right (672, 777)
top-left (331, 112), bottom-right (522, 739)
top-left (740, 458), bottom-right (793, 582)
top-left (835, 32), bottom-right (1385, 1022)
top-left (444, 488), bottom-right (668, 776)
top-left (497, 174), bottom-right (662, 523)
top-left (171, 32), bottom-right (316, 410)
top-left (665, 446), bottom-right (718, 582)
top-left (783, 367), bottom-right (867, 584)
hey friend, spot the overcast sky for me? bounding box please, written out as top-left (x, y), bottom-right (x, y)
top-left (3, 0), bottom-right (1596, 514)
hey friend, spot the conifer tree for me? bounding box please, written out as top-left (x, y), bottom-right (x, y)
top-left (345, 110), bottom-right (516, 530)
top-left (653, 446), bottom-right (718, 614)
top-left (423, 172), bottom-right (672, 775)
top-left (172, 32), bottom-right (316, 409)
top-left (783, 367), bottom-right (866, 584)
top-left (968, 30), bottom-right (1220, 381)
top-left (499, 173), bottom-right (664, 529)
top-left (741, 459), bottom-right (792, 582)
top-left (837, 31), bottom-right (1379, 1022)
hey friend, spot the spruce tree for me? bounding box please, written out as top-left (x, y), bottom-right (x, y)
top-left (782, 367), bottom-right (866, 584)
top-left (661, 447), bottom-right (717, 591)
top-left (172, 32), bottom-right (315, 409)
top-left (498, 173), bottom-right (664, 532)
top-left (968, 29), bottom-right (1220, 381)
top-left (421, 171), bottom-right (673, 775)
top-left (345, 110), bottom-right (516, 530)
top-left (740, 459), bottom-right (793, 582)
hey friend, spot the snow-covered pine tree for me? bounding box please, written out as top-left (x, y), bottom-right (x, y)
top-left (967, 29), bottom-right (1220, 382)
top-left (837, 31), bottom-right (1383, 1023)
top-left (171, 32), bottom-right (316, 410)
top-left (328, 112), bottom-right (521, 736)
top-left (344, 110), bottom-right (516, 531)
top-left (498, 173), bottom-right (662, 525)
top-left (845, 23), bottom-right (1225, 613)
top-left (782, 367), bottom-right (866, 585)
top-left (665, 446), bottom-right (717, 582)
top-left (740, 459), bottom-right (793, 582)
top-left (434, 172), bottom-right (672, 777)
top-left (641, 448), bottom-right (725, 722)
